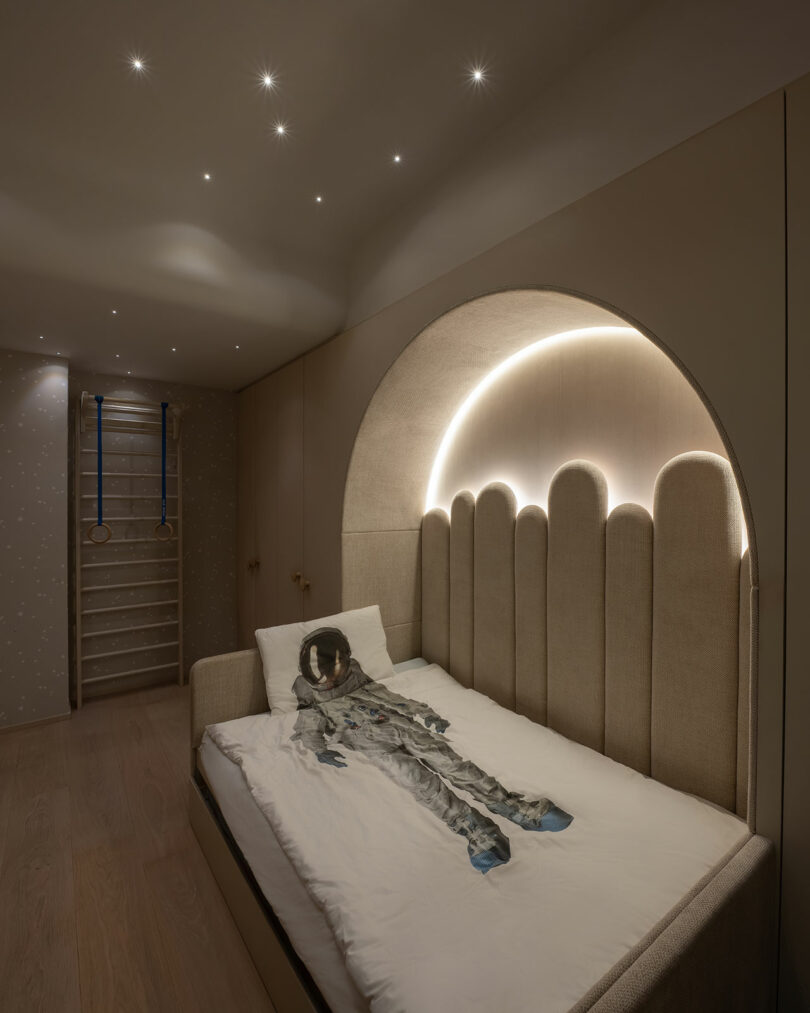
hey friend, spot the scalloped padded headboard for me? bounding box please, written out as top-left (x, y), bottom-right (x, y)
top-left (421, 452), bottom-right (752, 821)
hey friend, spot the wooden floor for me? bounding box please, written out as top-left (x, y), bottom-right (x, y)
top-left (0, 684), bottom-right (276, 1013)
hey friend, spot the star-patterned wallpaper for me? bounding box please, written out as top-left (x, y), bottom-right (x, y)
top-left (0, 350), bottom-right (70, 728)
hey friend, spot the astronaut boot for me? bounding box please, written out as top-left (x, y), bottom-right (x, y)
top-left (488, 795), bottom-right (574, 833)
top-left (453, 809), bottom-right (511, 874)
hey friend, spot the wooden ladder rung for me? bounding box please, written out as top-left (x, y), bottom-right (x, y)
top-left (82, 620), bottom-right (179, 639)
top-left (80, 471), bottom-right (177, 478)
top-left (82, 558), bottom-right (179, 569)
top-left (83, 578), bottom-right (178, 593)
top-left (80, 516), bottom-right (179, 522)
top-left (82, 662), bottom-right (179, 685)
top-left (80, 449), bottom-right (177, 458)
top-left (83, 640), bottom-right (179, 662)
top-left (89, 537), bottom-right (178, 545)
top-left (81, 599), bottom-right (179, 616)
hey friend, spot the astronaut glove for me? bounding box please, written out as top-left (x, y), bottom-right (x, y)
top-left (317, 749), bottom-right (348, 768)
top-left (424, 714), bottom-right (450, 734)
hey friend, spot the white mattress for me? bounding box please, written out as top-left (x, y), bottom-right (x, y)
top-left (199, 659), bottom-right (749, 1013)
top-left (197, 660), bottom-right (433, 1011)
top-left (199, 725), bottom-right (367, 1012)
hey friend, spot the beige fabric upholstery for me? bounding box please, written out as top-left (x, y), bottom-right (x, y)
top-left (605, 504), bottom-right (653, 774)
top-left (420, 508), bottom-right (450, 669)
top-left (342, 530), bottom-right (421, 628)
top-left (738, 550), bottom-right (751, 823)
top-left (385, 621), bottom-right (422, 665)
top-left (418, 451), bottom-right (750, 817)
top-left (547, 461), bottom-right (608, 752)
top-left (515, 505), bottom-right (548, 725)
top-left (189, 648), bottom-right (266, 774)
top-left (449, 491), bottom-right (475, 688)
top-left (651, 453), bottom-right (741, 812)
top-left (473, 483), bottom-right (516, 710)
top-left (575, 834), bottom-right (775, 1012)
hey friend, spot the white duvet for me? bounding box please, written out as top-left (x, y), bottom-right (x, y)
top-left (207, 664), bottom-right (748, 1013)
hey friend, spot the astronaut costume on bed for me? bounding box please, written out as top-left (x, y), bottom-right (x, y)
top-left (292, 627), bottom-right (573, 873)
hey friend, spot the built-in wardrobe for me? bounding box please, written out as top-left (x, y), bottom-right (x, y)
top-left (237, 359), bottom-right (304, 644)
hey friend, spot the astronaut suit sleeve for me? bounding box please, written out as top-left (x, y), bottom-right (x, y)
top-left (361, 680), bottom-right (450, 733)
top-left (292, 706), bottom-right (346, 766)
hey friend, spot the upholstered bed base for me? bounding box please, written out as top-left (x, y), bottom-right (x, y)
top-left (189, 649), bottom-right (776, 1013)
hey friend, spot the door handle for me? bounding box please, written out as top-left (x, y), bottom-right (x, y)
top-left (247, 558), bottom-right (260, 570)
top-left (290, 571), bottom-right (310, 591)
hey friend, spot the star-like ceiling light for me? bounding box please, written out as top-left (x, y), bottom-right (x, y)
top-left (202, 172), bottom-right (213, 181)
top-left (393, 153), bottom-right (402, 164)
top-left (111, 309), bottom-right (118, 315)
top-left (128, 53), bottom-right (148, 75)
top-left (314, 194), bottom-right (323, 204)
top-left (469, 65), bottom-right (487, 86)
top-left (274, 122), bottom-right (287, 137)
top-left (260, 70), bottom-right (276, 90)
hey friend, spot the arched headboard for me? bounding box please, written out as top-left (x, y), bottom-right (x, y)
top-left (421, 452), bottom-right (753, 824)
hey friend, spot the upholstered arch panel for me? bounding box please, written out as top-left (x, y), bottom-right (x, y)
top-left (547, 461), bottom-right (608, 753)
top-left (605, 504), bottom-right (653, 774)
top-left (449, 491), bottom-right (475, 688)
top-left (473, 483), bottom-right (517, 710)
top-left (515, 505), bottom-right (548, 726)
top-left (650, 453), bottom-right (741, 812)
top-left (421, 452), bottom-right (750, 817)
top-left (421, 509), bottom-right (450, 670)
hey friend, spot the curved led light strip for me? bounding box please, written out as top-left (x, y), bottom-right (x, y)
top-left (424, 325), bottom-right (637, 513)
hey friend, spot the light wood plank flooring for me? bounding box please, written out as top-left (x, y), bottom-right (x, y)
top-left (0, 684), bottom-right (276, 1013)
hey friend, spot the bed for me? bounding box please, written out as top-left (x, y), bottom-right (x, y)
top-left (189, 452), bottom-right (776, 1012)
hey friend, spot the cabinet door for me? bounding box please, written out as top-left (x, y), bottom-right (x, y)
top-left (236, 385), bottom-right (257, 648)
top-left (253, 359), bottom-right (304, 629)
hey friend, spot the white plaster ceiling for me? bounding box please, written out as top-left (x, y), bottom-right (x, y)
top-left (1, 0), bottom-right (808, 390)
top-left (0, 0), bottom-right (652, 387)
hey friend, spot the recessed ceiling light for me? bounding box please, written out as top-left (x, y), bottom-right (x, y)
top-left (314, 194), bottom-right (323, 203)
top-left (115, 354), bottom-right (120, 358)
top-left (127, 370), bottom-right (132, 375)
top-left (393, 153), bottom-right (402, 164)
top-left (469, 65), bottom-right (487, 85)
top-left (260, 71), bottom-right (276, 90)
top-left (235, 345), bottom-right (240, 349)
top-left (129, 54), bottom-right (148, 74)
top-left (56, 351), bottom-right (61, 356)
top-left (39, 335), bottom-right (44, 340)
top-left (202, 172), bottom-right (213, 181)
top-left (111, 309), bottom-right (118, 315)
top-left (171, 347), bottom-right (177, 352)
top-left (274, 122), bottom-right (287, 137)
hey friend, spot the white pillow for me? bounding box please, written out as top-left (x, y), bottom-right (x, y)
top-left (255, 605), bottom-right (395, 713)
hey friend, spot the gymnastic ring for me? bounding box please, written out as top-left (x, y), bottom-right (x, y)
top-left (86, 522), bottom-right (112, 545)
top-left (154, 520), bottom-right (174, 542)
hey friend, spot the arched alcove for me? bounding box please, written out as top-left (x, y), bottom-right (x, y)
top-left (342, 288), bottom-right (753, 663)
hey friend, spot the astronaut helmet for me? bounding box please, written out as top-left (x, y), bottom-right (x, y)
top-left (298, 627), bottom-right (352, 691)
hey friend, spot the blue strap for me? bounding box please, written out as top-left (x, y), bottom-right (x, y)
top-left (160, 402), bottom-right (168, 526)
top-left (95, 395), bottom-right (104, 525)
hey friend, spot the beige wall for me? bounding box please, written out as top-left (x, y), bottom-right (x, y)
top-left (781, 71), bottom-right (810, 1011)
top-left (69, 372), bottom-right (238, 682)
top-left (0, 349), bottom-right (69, 727)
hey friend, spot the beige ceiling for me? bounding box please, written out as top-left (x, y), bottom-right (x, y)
top-left (0, 0), bottom-right (653, 388)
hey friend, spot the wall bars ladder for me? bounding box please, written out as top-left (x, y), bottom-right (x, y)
top-left (73, 391), bottom-right (184, 707)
